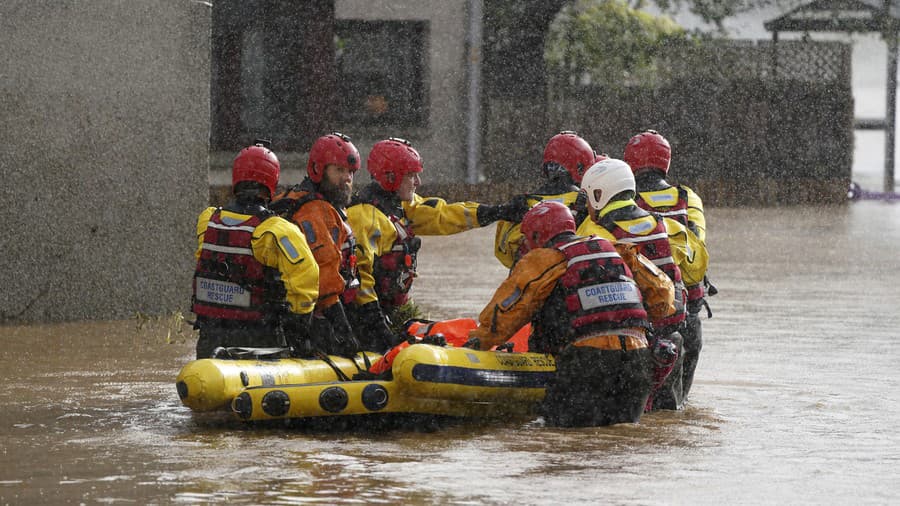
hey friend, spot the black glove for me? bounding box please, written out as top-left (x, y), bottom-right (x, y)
top-left (463, 337), bottom-right (481, 350)
top-left (648, 335), bottom-right (678, 367)
top-left (348, 301), bottom-right (400, 353)
top-left (476, 195), bottom-right (530, 226)
top-left (421, 333), bottom-right (447, 346)
top-left (282, 312), bottom-right (315, 358)
top-left (322, 302), bottom-right (361, 358)
top-left (495, 342), bottom-right (515, 353)
top-left (497, 194), bottom-right (530, 223)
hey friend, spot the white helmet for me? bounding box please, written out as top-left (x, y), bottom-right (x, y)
top-left (581, 158), bottom-right (635, 211)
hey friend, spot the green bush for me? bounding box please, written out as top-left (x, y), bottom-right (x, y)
top-left (545, 0), bottom-right (693, 89)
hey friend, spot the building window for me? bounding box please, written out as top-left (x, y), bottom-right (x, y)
top-left (211, 1), bottom-right (336, 152)
top-left (239, 28), bottom-right (270, 136)
top-left (335, 20), bottom-right (429, 128)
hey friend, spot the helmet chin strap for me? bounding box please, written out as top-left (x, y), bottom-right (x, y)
top-left (233, 182), bottom-right (270, 202)
top-left (634, 170), bottom-right (669, 191)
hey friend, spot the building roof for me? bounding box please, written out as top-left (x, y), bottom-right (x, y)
top-left (764, 0), bottom-right (900, 33)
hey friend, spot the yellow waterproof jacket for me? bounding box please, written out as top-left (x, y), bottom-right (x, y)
top-left (596, 200), bottom-right (709, 290)
top-left (637, 185), bottom-right (706, 243)
top-left (469, 240), bottom-right (674, 351)
top-left (661, 216), bottom-right (709, 288)
top-left (403, 193), bottom-right (482, 234)
top-left (683, 185), bottom-right (706, 244)
top-left (195, 207), bottom-right (319, 315)
top-left (346, 193), bottom-right (484, 306)
top-left (494, 191), bottom-right (615, 268)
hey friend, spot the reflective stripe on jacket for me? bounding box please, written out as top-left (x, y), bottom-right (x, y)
top-left (636, 186), bottom-right (689, 227)
top-left (193, 209), bottom-right (283, 321)
top-left (599, 201), bottom-right (687, 329)
top-left (636, 184), bottom-right (706, 244)
top-left (194, 207), bottom-right (319, 314)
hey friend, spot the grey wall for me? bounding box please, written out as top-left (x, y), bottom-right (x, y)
top-left (0, 1), bottom-right (210, 323)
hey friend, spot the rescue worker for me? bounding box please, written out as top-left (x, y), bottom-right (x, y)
top-left (346, 137), bottom-right (528, 352)
top-left (581, 158), bottom-right (709, 410)
top-left (191, 141), bottom-right (319, 359)
top-left (624, 130), bottom-right (710, 401)
top-left (494, 131), bottom-right (614, 268)
top-left (467, 201), bottom-right (676, 427)
top-left (270, 132), bottom-right (362, 358)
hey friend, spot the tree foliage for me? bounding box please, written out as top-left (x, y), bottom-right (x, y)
top-left (631, 0), bottom-right (799, 29)
top-left (545, 0), bottom-right (693, 88)
top-left (486, 0), bottom-right (799, 97)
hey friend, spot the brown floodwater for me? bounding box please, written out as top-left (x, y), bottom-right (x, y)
top-left (2, 202), bottom-right (899, 504)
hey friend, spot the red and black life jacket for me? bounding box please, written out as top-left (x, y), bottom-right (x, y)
top-left (600, 208), bottom-right (687, 329)
top-left (338, 219), bottom-right (361, 304)
top-left (192, 209), bottom-right (286, 322)
top-left (372, 214), bottom-right (419, 310)
top-left (350, 184), bottom-right (420, 311)
top-left (531, 235), bottom-right (649, 354)
top-left (635, 186), bottom-right (705, 302)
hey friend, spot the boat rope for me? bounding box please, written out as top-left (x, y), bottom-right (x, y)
top-left (345, 350), bottom-right (373, 378)
top-left (315, 351), bottom-right (352, 382)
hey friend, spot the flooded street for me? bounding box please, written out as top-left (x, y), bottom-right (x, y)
top-left (2, 202), bottom-right (899, 504)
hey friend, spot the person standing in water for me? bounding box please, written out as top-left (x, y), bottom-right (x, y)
top-left (468, 201), bottom-right (676, 427)
top-left (191, 141), bottom-right (319, 358)
top-left (346, 137), bottom-right (529, 352)
top-left (624, 130), bottom-right (711, 402)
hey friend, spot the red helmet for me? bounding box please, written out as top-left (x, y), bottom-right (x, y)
top-left (521, 201), bottom-right (576, 251)
top-left (233, 142), bottom-right (280, 197)
top-left (307, 132), bottom-right (360, 183)
top-left (367, 137), bottom-right (423, 192)
top-left (623, 130), bottom-right (671, 174)
top-left (542, 131), bottom-right (595, 184)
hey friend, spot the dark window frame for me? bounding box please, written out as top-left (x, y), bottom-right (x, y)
top-left (334, 19), bottom-right (430, 129)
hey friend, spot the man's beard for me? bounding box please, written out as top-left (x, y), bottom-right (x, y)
top-left (320, 178), bottom-right (352, 208)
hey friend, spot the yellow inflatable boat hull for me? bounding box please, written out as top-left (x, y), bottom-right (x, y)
top-left (175, 353), bottom-right (379, 412)
top-left (230, 344), bottom-right (556, 421)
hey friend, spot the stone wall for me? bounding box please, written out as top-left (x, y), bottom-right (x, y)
top-left (0, 1), bottom-right (210, 323)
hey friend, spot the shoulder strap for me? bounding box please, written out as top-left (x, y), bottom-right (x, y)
top-left (272, 190), bottom-right (322, 218)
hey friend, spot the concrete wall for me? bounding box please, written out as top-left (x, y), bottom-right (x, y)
top-left (0, 1), bottom-right (210, 323)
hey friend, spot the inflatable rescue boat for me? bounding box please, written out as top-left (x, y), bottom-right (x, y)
top-left (175, 319), bottom-right (556, 422)
top-left (176, 351), bottom-right (377, 412)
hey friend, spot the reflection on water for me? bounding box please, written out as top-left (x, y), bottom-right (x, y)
top-left (1, 203), bottom-right (899, 504)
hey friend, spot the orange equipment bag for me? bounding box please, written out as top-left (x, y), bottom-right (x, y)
top-left (367, 318), bottom-right (532, 375)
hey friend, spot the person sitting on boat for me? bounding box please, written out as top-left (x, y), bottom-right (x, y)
top-left (624, 129), bottom-right (712, 405)
top-left (270, 133), bottom-right (362, 358)
top-left (494, 131), bottom-right (616, 269)
top-left (581, 158), bottom-right (709, 411)
top-left (467, 201), bottom-right (676, 427)
top-left (346, 137), bottom-right (529, 353)
top-left (191, 141), bottom-right (320, 359)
